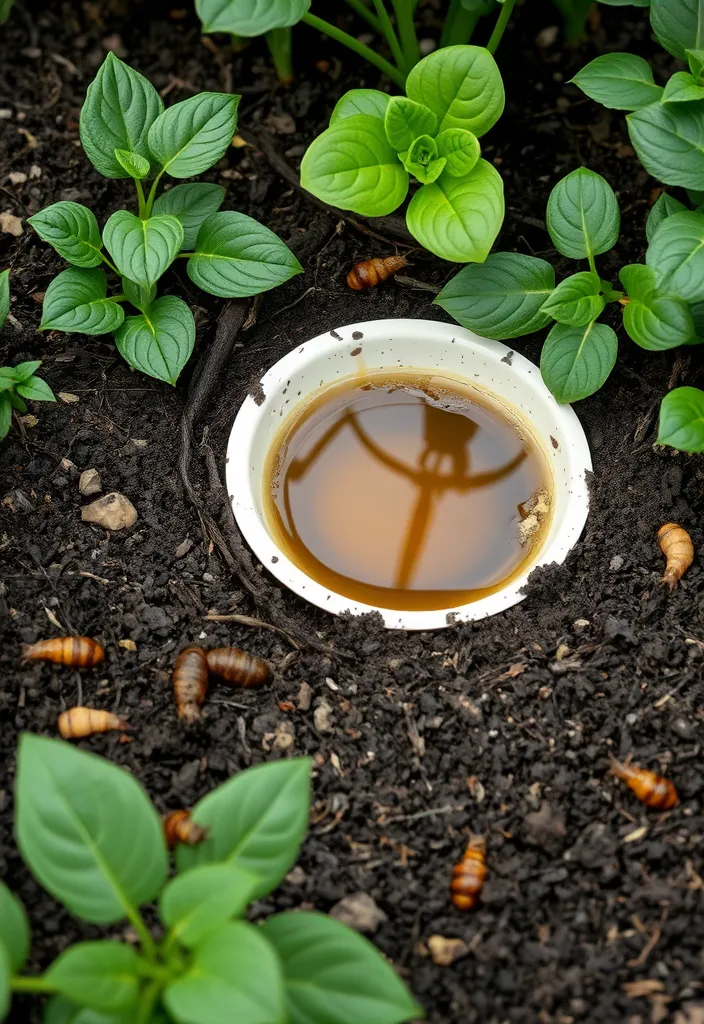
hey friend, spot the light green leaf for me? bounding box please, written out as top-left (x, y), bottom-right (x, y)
top-left (435, 128), bottom-right (480, 177)
top-left (406, 44), bottom-right (504, 137)
top-left (540, 320), bottom-right (618, 403)
top-left (384, 97), bottom-right (436, 153)
top-left (7, 392), bottom-right (26, 413)
top-left (663, 70), bottom-right (704, 103)
top-left (620, 263), bottom-right (695, 349)
top-left (115, 296), bottom-right (195, 384)
top-left (122, 279), bottom-right (157, 312)
top-left (687, 47), bottom-right (704, 83)
top-left (0, 394), bottom-right (11, 439)
top-left (28, 202), bottom-right (103, 268)
top-left (406, 159), bottom-right (504, 263)
top-left (196, 0), bottom-right (309, 35)
top-left (15, 734), bottom-right (168, 923)
top-left (658, 385), bottom-right (704, 450)
top-left (434, 252), bottom-right (555, 339)
top-left (114, 148), bottom-right (150, 179)
top-left (300, 114), bottom-right (409, 217)
top-left (261, 912), bottom-right (421, 1024)
top-left (160, 863), bottom-right (259, 947)
top-left (0, 881), bottom-right (30, 973)
top-left (570, 53), bottom-right (663, 110)
top-left (16, 375), bottom-right (56, 402)
top-left (651, 0), bottom-right (704, 59)
top-left (403, 135), bottom-right (446, 184)
top-left (103, 211), bottom-right (183, 289)
top-left (0, 946), bottom-right (8, 1023)
top-left (540, 271), bottom-right (605, 326)
top-left (40, 268), bottom-right (125, 336)
top-left (153, 183), bottom-right (225, 249)
top-left (546, 167), bottom-right (620, 260)
top-left (148, 93), bottom-right (240, 178)
top-left (330, 89), bottom-right (390, 124)
top-left (176, 759), bottom-right (311, 899)
top-left (627, 102), bottom-right (704, 189)
top-left (0, 269), bottom-right (9, 330)
top-left (646, 210), bottom-right (704, 301)
top-left (187, 211), bottom-right (302, 298)
top-left (46, 944), bottom-right (139, 1014)
top-left (79, 52), bottom-right (163, 179)
top-left (164, 921), bottom-right (284, 1024)
top-left (8, 359), bottom-right (41, 381)
top-left (646, 192), bottom-right (688, 242)
top-left (43, 996), bottom-right (134, 1024)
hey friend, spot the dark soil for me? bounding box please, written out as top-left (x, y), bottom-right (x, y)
top-left (1, 2), bottom-right (704, 1022)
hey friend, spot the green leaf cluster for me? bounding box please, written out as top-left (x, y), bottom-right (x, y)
top-left (2, 736), bottom-right (421, 1024)
top-left (0, 271), bottom-right (56, 440)
top-left (29, 53), bottom-right (302, 386)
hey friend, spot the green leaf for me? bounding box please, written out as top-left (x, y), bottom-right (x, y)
top-left (122, 279), bottom-right (157, 312)
top-left (330, 89), bottom-right (390, 124)
top-left (261, 912), bottom-right (422, 1024)
top-left (620, 263), bottom-right (695, 349)
top-left (11, 359), bottom-right (42, 381)
top-left (0, 394), bottom-right (12, 440)
top-left (43, 997), bottom-right (134, 1024)
top-left (0, 946), bottom-right (9, 1023)
top-left (46, 944), bottom-right (139, 1014)
top-left (540, 271), bottom-right (605, 326)
top-left (570, 53), bottom-right (663, 110)
top-left (176, 758), bottom-right (311, 899)
top-left (115, 296), bottom-right (195, 385)
top-left (546, 167), bottom-right (620, 260)
top-left (28, 202), bottom-right (103, 269)
top-left (79, 52), bottom-right (163, 179)
top-left (40, 268), bottom-right (125, 336)
top-left (406, 160), bottom-right (504, 263)
top-left (196, 0), bottom-right (309, 34)
top-left (658, 385), bottom-right (704, 449)
top-left (187, 211), bottom-right (303, 298)
top-left (651, 0), bottom-right (704, 59)
top-left (15, 734), bottom-right (168, 923)
top-left (435, 128), bottom-right (480, 177)
top-left (16, 375), bottom-right (56, 402)
top-left (403, 135), bottom-right (446, 184)
top-left (160, 863), bottom-right (259, 948)
top-left (300, 114), bottom-right (409, 217)
top-left (148, 93), bottom-right (240, 178)
top-left (406, 44), bottom-right (504, 137)
top-left (687, 47), bottom-right (704, 83)
top-left (383, 97), bottom-right (436, 152)
top-left (662, 70), bottom-right (704, 103)
top-left (434, 252), bottom-right (556, 339)
top-left (540, 320), bottom-right (618, 403)
top-left (0, 269), bottom-right (8, 330)
top-left (114, 149), bottom-right (150, 179)
top-left (103, 211), bottom-right (183, 289)
top-left (0, 0), bottom-right (12, 24)
top-left (7, 392), bottom-right (26, 414)
top-left (0, 881), bottom-right (29, 973)
top-left (646, 192), bottom-right (688, 242)
top-left (164, 921), bottom-right (284, 1024)
top-left (627, 102), bottom-right (704, 189)
top-left (153, 183), bottom-right (225, 249)
top-left (646, 210), bottom-right (704, 301)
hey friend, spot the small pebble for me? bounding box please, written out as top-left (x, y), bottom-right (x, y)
top-left (81, 492), bottom-right (137, 531)
top-left (78, 468), bottom-right (102, 497)
top-left (610, 555), bottom-right (624, 571)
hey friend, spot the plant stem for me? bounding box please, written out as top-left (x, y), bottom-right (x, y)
top-left (343, 0), bottom-right (382, 33)
top-left (265, 27), bottom-right (294, 85)
top-left (302, 12), bottom-right (406, 86)
top-left (11, 976), bottom-right (56, 994)
top-left (137, 980), bottom-right (162, 1024)
top-left (127, 907), bottom-right (158, 963)
top-left (587, 252), bottom-right (597, 277)
top-left (230, 33), bottom-right (249, 51)
top-left (371, 0), bottom-right (406, 70)
top-left (486, 0), bottom-right (518, 54)
top-left (441, 0), bottom-right (481, 47)
top-left (135, 178), bottom-right (147, 219)
top-left (145, 170), bottom-right (165, 218)
top-left (101, 253), bottom-right (120, 275)
top-left (391, 0), bottom-right (420, 70)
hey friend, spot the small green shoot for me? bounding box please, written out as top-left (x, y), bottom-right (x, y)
top-left (0, 271), bottom-right (56, 441)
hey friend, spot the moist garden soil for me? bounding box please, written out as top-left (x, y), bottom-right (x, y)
top-left (1, 2), bottom-right (704, 1022)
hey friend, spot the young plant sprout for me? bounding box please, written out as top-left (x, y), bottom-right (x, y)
top-left (29, 53), bottom-right (302, 386)
top-left (0, 271), bottom-right (56, 441)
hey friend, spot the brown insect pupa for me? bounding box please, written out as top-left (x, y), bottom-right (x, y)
top-left (21, 637), bottom-right (105, 668)
top-left (163, 810), bottom-right (207, 849)
top-left (450, 833), bottom-right (487, 911)
top-left (205, 647), bottom-right (270, 689)
top-left (172, 646), bottom-right (209, 722)
top-left (58, 707), bottom-right (128, 740)
top-left (658, 523), bottom-right (693, 589)
top-left (609, 754), bottom-right (679, 810)
top-left (347, 255), bottom-right (408, 291)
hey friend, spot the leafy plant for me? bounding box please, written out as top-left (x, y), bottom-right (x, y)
top-left (0, 271), bottom-right (56, 440)
top-left (3, 735), bottom-right (421, 1024)
top-left (29, 53), bottom-right (302, 386)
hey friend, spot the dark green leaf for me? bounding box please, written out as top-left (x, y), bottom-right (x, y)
top-left (115, 296), bottom-right (195, 384)
top-left (540, 320), bottom-right (618, 403)
top-left (0, 269), bottom-right (10, 329)
top-left (148, 93), bottom-right (240, 178)
top-left (620, 263), bottom-right (695, 349)
top-left (646, 210), bottom-right (704, 301)
top-left (29, 202), bottom-right (104, 268)
top-left (662, 70), bottom-right (704, 103)
top-left (0, 0), bottom-right (12, 24)
top-left (0, 946), bottom-right (9, 1022)
top-left (40, 268), bottom-right (124, 336)
top-left (570, 53), bottom-right (663, 110)
top-left (405, 44), bottom-right (504, 137)
top-left (43, 996), bottom-right (134, 1024)
top-left (16, 375), bottom-right (56, 403)
top-left (330, 89), bottom-right (390, 124)
top-left (153, 183), bottom-right (225, 249)
top-left (0, 881), bottom-right (29, 973)
top-left (384, 97), bottom-right (436, 153)
top-left (658, 385), bottom-right (704, 449)
top-left (113, 149), bottom-right (150, 179)
top-left (7, 392), bottom-right (26, 413)
top-left (546, 167), bottom-right (620, 260)
top-left (46, 943), bottom-right (139, 1014)
top-left (103, 211), bottom-right (183, 289)
top-left (627, 102), bottom-right (704, 189)
top-left (0, 394), bottom-right (12, 440)
top-left (646, 192), bottom-right (688, 241)
top-left (540, 271), bottom-right (604, 326)
top-left (435, 128), bottom-right (480, 177)
top-left (687, 47), bottom-right (704, 83)
top-left (651, 0), bottom-right (704, 59)
top-left (122, 279), bottom-right (157, 312)
top-left (160, 863), bottom-right (259, 947)
top-left (196, 0), bottom-right (309, 34)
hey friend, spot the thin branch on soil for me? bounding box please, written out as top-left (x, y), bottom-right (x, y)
top-left (394, 274), bottom-right (440, 293)
top-left (205, 612), bottom-right (302, 649)
top-left (383, 804), bottom-right (457, 824)
top-left (627, 910), bottom-right (667, 968)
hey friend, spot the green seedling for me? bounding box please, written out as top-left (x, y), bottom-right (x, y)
top-left (0, 271), bottom-right (55, 441)
top-left (3, 735), bottom-right (422, 1024)
top-left (29, 53), bottom-right (302, 386)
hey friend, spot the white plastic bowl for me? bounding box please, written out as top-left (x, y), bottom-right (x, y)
top-left (226, 318), bottom-right (591, 630)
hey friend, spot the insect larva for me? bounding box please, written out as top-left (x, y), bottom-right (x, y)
top-left (172, 646), bottom-right (209, 722)
top-left (450, 833), bottom-right (487, 911)
top-left (206, 647), bottom-right (270, 688)
top-left (346, 255), bottom-right (408, 291)
top-left (163, 810), bottom-right (207, 849)
top-left (609, 755), bottom-right (679, 810)
top-left (58, 707), bottom-right (128, 740)
top-left (21, 637), bottom-right (104, 668)
top-left (658, 523), bottom-right (693, 589)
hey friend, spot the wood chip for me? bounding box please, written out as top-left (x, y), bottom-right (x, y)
top-left (118, 639), bottom-right (137, 652)
top-left (0, 212), bottom-right (22, 236)
top-left (427, 935), bottom-right (469, 966)
top-left (622, 979), bottom-right (664, 998)
top-left (58, 392), bottom-right (80, 404)
top-left (623, 825), bottom-right (648, 844)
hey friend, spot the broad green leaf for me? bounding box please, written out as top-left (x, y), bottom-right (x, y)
top-left (40, 268), bottom-right (125, 336)
top-left (406, 44), bottom-right (504, 137)
top-left (43, 998), bottom-right (134, 1024)
top-left (570, 53), bottom-right (663, 110)
top-left (0, 946), bottom-right (8, 1022)
top-left (0, 269), bottom-right (8, 330)
top-left (196, 0), bottom-right (309, 34)
top-left (15, 734), bottom-right (168, 923)
top-left (599, 0), bottom-right (649, 5)
top-left (79, 52), bottom-right (163, 179)
top-left (0, 881), bottom-right (29, 972)
top-left (434, 252), bottom-right (556, 339)
top-left (546, 167), bottom-right (620, 260)
top-left (663, 71), bottom-right (704, 103)
top-left (187, 211), bottom-right (302, 297)
top-left (651, 0), bottom-right (704, 59)
top-left (176, 758), bottom-right (311, 899)
top-left (540, 320), bottom-right (618, 403)
top-left (103, 211), bottom-right (183, 289)
top-left (620, 263), bottom-right (696, 349)
top-left (540, 271), bottom-right (605, 326)
top-left (0, 393), bottom-right (11, 439)
top-left (8, 360), bottom-right (41, 381)
top-left (28, 202), bottom-right (103, 268)
top-left (46, 944), bottom-right (139, 1013)
top-left (658, 385), bottom-right (704, 449)
top-left (646, 211), bottom-right (704, 301)
top-left (330, 89), bottom-right (390, 124)
top-left (261, 912), bottom-right (422, 1024)
top-left (300, 114), bottom-right (409, 217)
top-left (164, 921), bottom-right (284, 1024)
top-left (436, 128), bottom-right (480, 177)
top-left (384, 97), bottom-right (436, 153)
top-left (115, 296), bottom-right (195, 385)
top-left (148, 93), bottom-right (240, 178)
top-left (403, 135), bottom-right (446, 185)
top-left (114, 149), bottom-right (149, 179)
top-left (153, 183), bottom-right (225, 249)
top-left (687, 48), bottom-right (704, 83)
top-left (122, 279), bottom-right (157, 312)
top-left (406, 160), bottom-right (504, 263)
top-left (159, 863), bottom-right (259, 947)
top-left (646, 192), bottom-right (688, 242)
top-left (16, 375), bottom-right (56, 402)
top-left (627, 102), bottom-right (704, 189)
